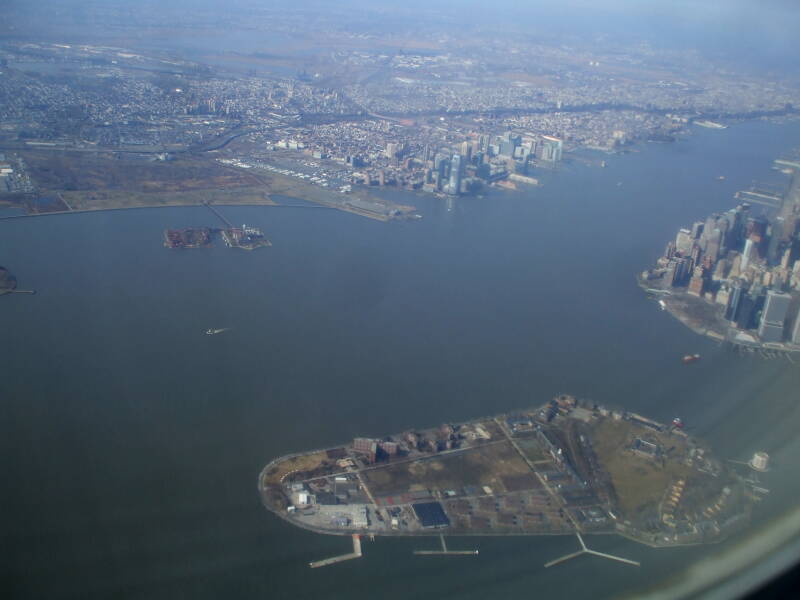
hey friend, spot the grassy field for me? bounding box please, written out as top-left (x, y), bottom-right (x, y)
top-left (589, 419), bottom-right (693, 518)
top-left (60, 186), bottom-right (276, 211)
top-left (16, 149), bottom-right (407, 219)
top-left (22, 151), bottom-right (264, 192)
top-left (363, 441), bottom-right (535, 497)
top-left (263, 451), bottom-right (329, 486)
top-left (515, 435), bottom-right (549, 462)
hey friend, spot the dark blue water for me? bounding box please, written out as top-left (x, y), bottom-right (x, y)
top-left (2, 120), bottom-right (800, 599)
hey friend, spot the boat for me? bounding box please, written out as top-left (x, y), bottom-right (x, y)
top-left (672, 417), bottom-right (684, 429)
top-left (682, 354), bottom-right (701, 364)
top-left (205, 328), bottom-right (228, 335)
top-left (658, 299), bottom-right (667, 311)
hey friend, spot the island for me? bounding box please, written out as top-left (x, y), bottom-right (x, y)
top-left (259, 395), bottom-right (758, 567)
top-left (163, 225), bottom-right (271, 251)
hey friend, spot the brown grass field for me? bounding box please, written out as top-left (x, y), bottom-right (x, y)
top-left (589, 419), bottom-right (693, 517)
top-left (363, 441), bottom-right (535, 497)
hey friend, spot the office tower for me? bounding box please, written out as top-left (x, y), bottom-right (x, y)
top-left (498, 136), bottom-right (517, 158)
top-left (781, 247), bottom-right (793, 270)
top-left (540, 136), bottom-right (563, 162)
top-left (793, 311), bottom-right (800, 344)
top-left (691, 221), bottom-right (704, 239)
top-left (675, 228), bottom-right (693, 254)
top-left (716, 285), bottom-right (730, 307)
top-left (688, 266), bottom-right (705, 297)
top-left (734, 291), bottom-right (758, 330)
top-left (669, 257), bottom-right (690, 287)
top-left (740, 238), bottom-right (755, 271)
top-left (758, 290), bottom-right (791, 342)
top-left (725, 282), bottom-right (744, 322)
top-left (448, 154), bottom-right (462, 195)
top-left (766, 218), bottom-right (785, 265)
top-left (712, 258), bottom-right (729, 281)
top-left (690, 244), bottom-right (702, 265)
top-left (435, 153), bottom-right (449, 190)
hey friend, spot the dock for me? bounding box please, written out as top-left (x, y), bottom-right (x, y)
top-left (309, 534), bottom-right (362, 568)
top-left (413, 534), bottom-right (478, 556)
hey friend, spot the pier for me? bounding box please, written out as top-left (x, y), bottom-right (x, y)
top-left (544, 532), bottom-right (640, 568)
top-left (309, 534), bottom-right (362, 568)
top-left (413, 534), bottom-right (478, 556)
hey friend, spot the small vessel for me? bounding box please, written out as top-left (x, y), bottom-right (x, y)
top-left (658, 299), bottom-right (667, 311)
top-left (682, 354), bottom-right (701, 364)
top-left (672, 417), bottom-right (684, 429)
top-left (205, 328), bottom-right (228, 335)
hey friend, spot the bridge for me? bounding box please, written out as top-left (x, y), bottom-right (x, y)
top-left (203, 202), bottom-right (233, 228)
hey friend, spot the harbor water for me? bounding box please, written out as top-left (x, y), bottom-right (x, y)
top-left (2, 119), bottom-right (800, 599)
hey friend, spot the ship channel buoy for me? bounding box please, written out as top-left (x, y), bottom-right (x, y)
top-left (749, 451), bottom-right (769, 472)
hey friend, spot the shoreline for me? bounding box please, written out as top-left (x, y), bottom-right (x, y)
top-left (0, 199), bottom-right (392, 222)
top-left (637, 276), bottom-right (800, 355)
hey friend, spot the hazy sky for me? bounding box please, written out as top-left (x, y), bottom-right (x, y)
top-left (3, 0), bottom-right (799, 70)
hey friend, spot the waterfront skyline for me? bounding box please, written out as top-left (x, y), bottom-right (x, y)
top-left (642, 160), bottom-right (800, 349)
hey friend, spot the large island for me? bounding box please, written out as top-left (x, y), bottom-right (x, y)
top-left (259, 395), bottom-right (756, 565)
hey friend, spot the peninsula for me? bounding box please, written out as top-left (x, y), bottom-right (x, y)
top-left (639, 160), bottom-right (800, 352)
top-left (259, 395), bottom-right (756, 562)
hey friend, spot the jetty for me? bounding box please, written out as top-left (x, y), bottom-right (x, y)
top-left (544, 532), bottom-right (639, 568)
top-left (413, 534), bottom-right (478, 556)
top-left (309, 535), bottom-right (362, 568)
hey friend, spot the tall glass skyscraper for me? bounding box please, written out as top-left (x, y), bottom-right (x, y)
top-left (448, 154), bottom-right (462, 195)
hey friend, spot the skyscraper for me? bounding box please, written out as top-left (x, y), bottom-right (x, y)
top-left (792, 311), bottom-right (800, 344)
top-left (460, 141), bottom-right (472, 162)
top-left (675, 228), bottom-right (693, 254)
top-left (734, 292), bottom-right (757, 330)
top-left (448, 154), bottom-right (462, 195)
top-left (740, 238), bottom-right (755, 271)
top-left (540, 136), bottom-right (563, 162)
top-left (758, 290), bottom-right (791, 342)
top-left (725, 281), bottom-right (744, 322)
